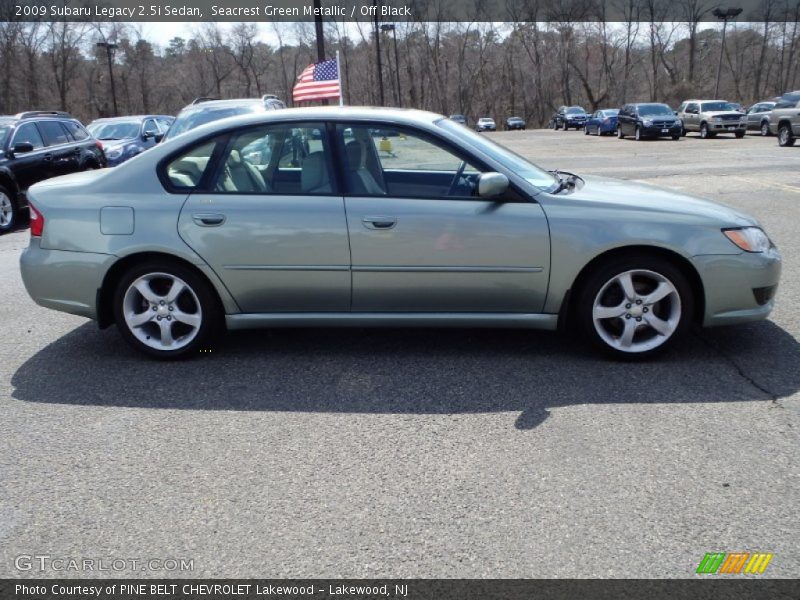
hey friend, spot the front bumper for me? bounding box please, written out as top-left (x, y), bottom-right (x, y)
top-left (20, 239), bottom-right (115, 320)
top-left (564, 119), bottom-right (587, 127)
top-left (640, 124), bottom-right (682, 137)
top-left (476, 125), bottom-right (496, 131)
top-left (709, 121), bottom-right (746, 133)
top-left (693, 247), bottom-right (782, 327)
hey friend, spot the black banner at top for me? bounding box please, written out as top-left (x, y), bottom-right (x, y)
top-left (6, 0), bottom-right (791, 22)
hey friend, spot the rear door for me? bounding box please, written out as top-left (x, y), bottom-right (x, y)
top-left (338, 123), bottom-right (550, 313)
top-left (175, 122), bottom-right (351, 313)
top-left (37, 120), bottom-right (80, 176)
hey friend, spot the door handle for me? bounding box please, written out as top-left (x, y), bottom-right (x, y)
top-left (192, 213), bottom-right (226, 226)
top-left (43, 153), bottom-right (52, 161)
top-left (362, 216), bottom-right (397, 230)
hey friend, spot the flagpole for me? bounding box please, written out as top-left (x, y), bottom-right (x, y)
top-left (337, 50), bottom-right (344, 107)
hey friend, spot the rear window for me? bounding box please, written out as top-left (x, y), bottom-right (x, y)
top-left (63, 120), bottom-right (89, 141)
top-left (164, 139), bottom-right (219, 190)
top-left (37, 120), bottom-right (70, 146)
top-left (164, 104), bottom-right (262, 140)
top-left (775, 94), bottom-right (800, 109)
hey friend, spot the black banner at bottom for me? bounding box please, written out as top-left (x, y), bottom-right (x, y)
top-left (2, 579), bottom-right (800, 600)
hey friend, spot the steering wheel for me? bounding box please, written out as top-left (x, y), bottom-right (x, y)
top-left (447, 160), bottom-right (467, 197)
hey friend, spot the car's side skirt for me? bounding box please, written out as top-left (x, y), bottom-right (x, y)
top-left (226, 313), bottom-right (559, 330)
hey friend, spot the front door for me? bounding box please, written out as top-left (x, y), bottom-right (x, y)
top-left (337, 124), bottom-right (550, 313)
top-left (175, 122), bottom-right (351, 313)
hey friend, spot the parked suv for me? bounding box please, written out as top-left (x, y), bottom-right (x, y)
top-left (745, 101), bottom-right (777, 136)
top-left (617, 103), bottom-right (682, 140)
top-left (768, 90), bottom-right (800, 147)
top-left (553, 106), bottom-right (588, 130)
top-left (677, 100), bottom-right (747, 138)
top-left (0, 111), bottom-right (105, 233)
top-left (162, 95), bottom-right (286, 142)
top-left (87, 115), bottom-right (174, 167)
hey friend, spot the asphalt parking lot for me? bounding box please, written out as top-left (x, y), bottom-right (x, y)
top-left (1, 129), bottom-right (798, 579)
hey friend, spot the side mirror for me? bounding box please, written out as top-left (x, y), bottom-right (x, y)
top-left (143, 130), bottom-right (157, 140)
top-left (12, 142), bottom-right (34, 154)
top-left (673, 111), bottom-right (678, 116)
top-left (477, 172), bottom-right (509, 199)
top-left (154, 132), bottom-right (164, 143)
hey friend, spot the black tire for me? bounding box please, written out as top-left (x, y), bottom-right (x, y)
top-left (113, 260), bottom-right (222, 360)
top-left (0, 185), bottom-right (19, 234)
top-left (680, 123), bottom-right (687, 137)
top-left (735, 131), bottom-right (745, 139)
top-left (672, 135), bottom-right (680, 141)
top-left (778, 124), bottom-right (796, 147)
top-left (617, 126), bottom-right (625, 139)
top-left (700, 122), bottom-right (712, 139)
top-left (584, 126), bottom-right (589, 135)
top-left (760, 121), bottom-right (771, 136)
top-left (635, 125), bottom-right (642, 141)
top-left (576, 255), bottom-right (695, 360)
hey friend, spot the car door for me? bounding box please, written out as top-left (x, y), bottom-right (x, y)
top-left (8, 122), bottom-right (52, 190)
top-left (793, 100), bottom-right (800, 134)
top-left (685, 103), bottom-right (700, 131)
top-left (337, 123), bottom-right (550, 313)
top-left (175, 122), bottom-right (351, 313)
top-left (619, 106), bottom-right (631, 135)
top-left (746, 104), bottom-right (762, 129)
top-left (37, 120), bottom-right (80, 177)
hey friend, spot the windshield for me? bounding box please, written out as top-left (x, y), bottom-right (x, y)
top-left (87, 121), bottom-right (141, 140)
top-left (164, 104), bottom-right (262, 140)
top-left (566, 107), bottom-right (585, 114)
top-left (701, 101), bottom-right (736, 112)
top-left (438, 119), bottom-right (557, 191)
top-left (637, 104), bottom-right (673, 116)
top-left (602, 109), bottom-right (620, 116)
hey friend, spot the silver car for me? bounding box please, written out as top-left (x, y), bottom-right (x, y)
top-left (20, 107), bottom-right (781, 359)
top-left (677, 99), bottom-right (747, 138)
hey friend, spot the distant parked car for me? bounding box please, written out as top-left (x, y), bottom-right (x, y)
top-left (677, 100), bottom-right (747, 138)
top-left (584, 109), bottom-right (620, 136)
top-left (769, 90), bottom-right (800, 146)
top-left (0, 111), bottom-right (105, 233)
top-left (553, 106), bottom-right (588, 130)
top-left (745, 101), bottom-right (777, 136)
top-left (163, 95), bottom-right (286, 142)
top-left (617, 103), bottom-right (682, 141)
top-left (729, 102), bottom-right (745, 113)
top-left (449, 114), bottom-right (467, 126)
top-left (87, 115), bottom-right (174, 167)
top-left (476, 117), bottom-right (496, 132)
top-left (504, 116), bottom-right (526, 130)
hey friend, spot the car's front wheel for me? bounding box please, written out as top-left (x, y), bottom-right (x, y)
top-left (0, 186), bottom-right (18, 234)
top-left (113, 261), bottom-right (221, 359)
top-left (617, 126), bottom-right (625, 139)
top-left (760, 121), bottom-right (771, 136)
top-left (778, 123), bottom-right (796, 146)
top-left (577, 256), bottom-right (694, 359)
top-left (635, 125), bottom-right (642, 141)
top-left (700, 123), bottom-right (711, 138)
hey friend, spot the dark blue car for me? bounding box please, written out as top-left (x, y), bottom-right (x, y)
top-left (584, 109), bottom-right (620, 136)
top-left (87, 115), bottom-right (174, 167)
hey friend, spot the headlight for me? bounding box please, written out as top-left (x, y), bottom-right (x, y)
top-left (643, 119), bottom-right (653, 126)
top-left (723, 227), bottom-right (773, 252)
top-left (105, 147), bottom-right (123, 160)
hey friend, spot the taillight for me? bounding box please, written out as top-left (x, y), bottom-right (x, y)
top-left (95, 140), bottom-right (104, 151)
top-left (29, 202), bottom-right (44, 237)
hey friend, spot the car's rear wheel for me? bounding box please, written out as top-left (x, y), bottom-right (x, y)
top-left (617, 126), bottom-right (624, 139)
top-left (778, 124), bottom-right (796, 146)
top-left (113, 261), bottom-right (221, 359)
top-left (577, 256), bottom-right (694, 359)
top-left (0, 186), bottom-right (18, 234)
top-left (760, 121), bottom-right (770, 136)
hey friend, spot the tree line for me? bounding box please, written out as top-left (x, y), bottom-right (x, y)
top-left (1, 6), bottom-right (800, 126)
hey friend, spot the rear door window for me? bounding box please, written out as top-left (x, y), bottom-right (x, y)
top-left (38, 120), bottom-right (71, 146)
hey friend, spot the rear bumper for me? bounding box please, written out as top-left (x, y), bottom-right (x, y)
top-left (20, 239), bottom-right (114, 320)
top-left (693, 248), bottom-right (782, 327)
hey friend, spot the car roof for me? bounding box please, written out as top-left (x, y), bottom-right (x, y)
top-left (90, 115), bottom-right (173, 123)
top-left (177, 98), bottom-right (270, 113)
top-left (686, 99), bottom-right (729, 103)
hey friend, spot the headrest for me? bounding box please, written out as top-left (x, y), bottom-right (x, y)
top-left (345, 140), bottom-right (364, 169)
top-left (301, 151), bottom-right (328, 191)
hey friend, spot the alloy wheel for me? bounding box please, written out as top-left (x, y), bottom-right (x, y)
top-left (592, 269), bottom-right (681, 353)
top-left (761, 122), bottom-right (770, 136)
top-left (0, 192), bottom-right (13, 229)
top-left (122, 272), bottom-right (203, 351)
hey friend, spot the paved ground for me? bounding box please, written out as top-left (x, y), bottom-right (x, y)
top-left (1, 130), bottom-right (798, 579)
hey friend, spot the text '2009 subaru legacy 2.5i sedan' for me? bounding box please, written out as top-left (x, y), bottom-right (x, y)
top-left (20, 107), bottom-right (781, 359)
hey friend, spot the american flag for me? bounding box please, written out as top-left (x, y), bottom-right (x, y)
top-left (292, 58), bottom-right (341, 103)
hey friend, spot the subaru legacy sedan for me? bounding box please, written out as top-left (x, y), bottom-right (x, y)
top-left (20, 107), bottom-right (781, 359)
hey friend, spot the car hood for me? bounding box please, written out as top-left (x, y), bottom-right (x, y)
top-left (558, 175), bottom-right (757, 227)
top-left (702, 111), bottom-right (744, 118)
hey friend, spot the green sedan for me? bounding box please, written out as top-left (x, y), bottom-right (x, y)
top-left (20, 107), bottom-right (781, 359)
